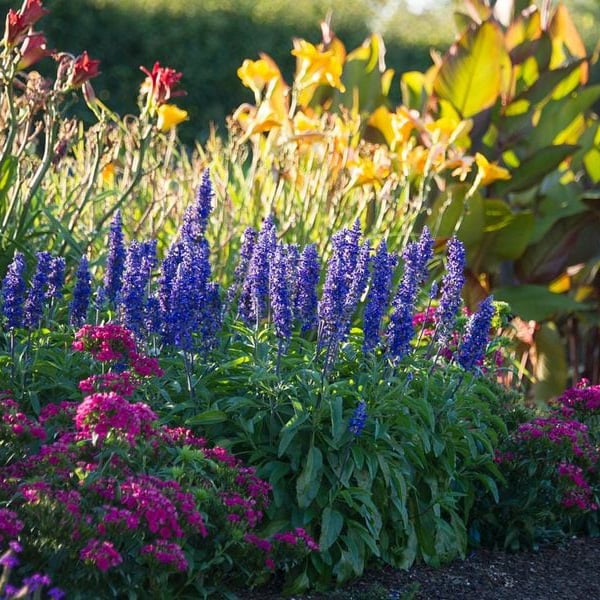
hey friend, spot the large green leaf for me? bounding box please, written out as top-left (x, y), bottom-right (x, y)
top-left (319, 507), bottom-right (344, 551)
top-left (532, 322), bottom-right (569, 404)
top-left (427, 185), bottom-right (485, 246)
top-left (296, 446), bottom-right (323, 509)
top-left (516, 213), bottom-right (599, 282)
top-left (494, 144), bottom-right (578, 194)
top-left (528, 85), bottom-right (600, 150)
top-left (494, 285), bottom-right (587, 321)
top-left (433, 21), bottom-right (509, 118)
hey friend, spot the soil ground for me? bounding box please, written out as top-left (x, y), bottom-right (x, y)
top-left (246, 536), bottom-right (600, 600)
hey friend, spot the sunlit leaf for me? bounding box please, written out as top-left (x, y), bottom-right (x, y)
top-left (433, 21), bottom-right (510, 118)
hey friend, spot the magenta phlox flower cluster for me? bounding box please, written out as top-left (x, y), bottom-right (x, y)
top-left (79, 372), bottom-right (137, 397)
top-left (244, 527), bottom-right (319, 572)
top-left (75, 392), bottom-right (157, 445)
top-left (80, 538), bottom-right (123, 572)
top-left (0, 509), bottom-right (24, 545)
top-left (141, 540), bottom-right (188, 571)
top-left (72, 323), bottom-right (137, 361)
top-left (555, 381), bottom-right (600, 418)
top-left (1, 397), bottom-right (46, 441)
top-left (221, 493), bottom-right (263, 528)
top-left (130, 353), bottom-right (163, 377)
top-left (557, 462), bottom-right (598, 511)
top-left (517, 417), bottom-right (595, 460)
top-left (38, 401), bottom-right (78, 424)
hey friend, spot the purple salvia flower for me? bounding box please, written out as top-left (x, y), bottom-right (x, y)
top-left (181, 169), bottom-right (214, 243)
top-left (363, 240), bottom-right (397, 353)
top-left (103, 210), bottom-right (125, 305)
top-left (166, 249), bottom-right (198, 351)
top-left (416, 226), bottom-right (434, 282)
top-left (348, 400), bottom-right (367, 436)
top-left (23, 251), bottom-right (53, 328)
top-left (120, 240), bottom-right (156, 336)
top-left (197, 281), bottom-right (222, 352)
top-left (435, 236), bottom-right (466, 344)
top-left (269, 242), bottom-right (293, 343)
top-left (285, 244), bottom-right (300, 309)
top-left (243, 216), bottom-right (276, 325)
top-left (228, 226), bottom-right (257, 305)
top-left (386, 241), bottom-right (424, 360)
top-left (157, 242), bottom-right (182, 344)
top-left (1, 251), bottom-right (27, 329)
top-left (145, 294), bottom-right (161, 335)
top-left (46, 256), bottom-right (66, 301)
top-left (457, 295), bottom-right (495, 371)
top-left (23, 573), bottom-right (52, 592)
top-left (318, 229), bottom-right (350, 349)
top-left (295, 244), bottom-right (320, 334)
top-left (318, 221), bottom-right (363, 350)
top-left (343, 238), bottom-right (371, 323)
top-left (69, 256), bottom-right (92, 326)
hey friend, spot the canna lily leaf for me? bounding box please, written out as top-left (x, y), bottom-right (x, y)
top-left (494, 144), bottom-right (579, 194)
top-left (433, 21), bottom-right (510, 118)
top-left (494, 285), bottom-right (587, 321)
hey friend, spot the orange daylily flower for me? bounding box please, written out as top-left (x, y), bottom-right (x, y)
top-left (474, 152), bottom-right (511, 185)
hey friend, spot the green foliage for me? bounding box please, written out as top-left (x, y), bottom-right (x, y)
top-left (178, 325), bottom-right (507, 590)
top-left (471, 381), bottom-right (600, 551)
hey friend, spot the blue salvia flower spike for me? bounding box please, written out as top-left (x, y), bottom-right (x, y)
top-left (295, 244), bottom-right (320, 334)
top-left (348, 400), bottom-right (368, 437)
top-left (363, 240), bottom-right (397, 353)
top-left (457, 296), bottom-right (496, 372)
top-left (69, 256), bottom-right (92, 327)
top-left (228, 226), bottom-right (257, 305)
top-left (104, 210), bottom-right (125, 306)
top-left (46, 256), bottom-right (66, 301)
top-left (1, 252), bottom-right (27, 329)
top-left (435, 236), bottom-right (466, 345)
top-left (269, 242), bottom-right (293, 344)
top-left (23, 251), bottom-right (53, 329)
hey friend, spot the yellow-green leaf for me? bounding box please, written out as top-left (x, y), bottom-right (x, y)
top-left (433, 21), bottom-right (510, 118)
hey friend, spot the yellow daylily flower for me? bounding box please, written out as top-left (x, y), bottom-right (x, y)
top-left (237, 54), bottom-right (284, 102)
top-left (157, 104), bottom-right (188, 132)
top-left (474, 152), bottom-right (511, 186)
top-left (292, 38), bottom-right (346, 106)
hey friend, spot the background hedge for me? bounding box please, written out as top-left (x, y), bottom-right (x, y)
top-left (1, 0), bottom-right (598, 143)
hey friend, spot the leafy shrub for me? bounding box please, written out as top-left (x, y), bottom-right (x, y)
top-left (0, 325), bottom-right (315, 598)
top-left (472, 380), bottom-right (600, 550)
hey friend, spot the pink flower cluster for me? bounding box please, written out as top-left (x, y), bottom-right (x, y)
top-left (75, 392), bottom-right (157, 446)
top-left (73, 324), bottom-right (137, 362)
top-left (517, 417), bottom-right (594, 460)
top-left (1, 397), bottom-right (46, 441)
top-left (557, 462), bottom-right (598, 511)
top-left (0, 509), bottom-right (24, 545)
top-left (141, 540), bottom-right (188, 571)
top-left (244, 527), bottom-right (319, 571)
top-left (80, 539), bottom-right (123, 572)
top-left (555, 381), bottom-right (600, 418)
top-left (79, 372), bottom-right (137, 397)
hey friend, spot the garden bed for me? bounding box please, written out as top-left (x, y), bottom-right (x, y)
top-left (247, 536), bottom-right (600, 599)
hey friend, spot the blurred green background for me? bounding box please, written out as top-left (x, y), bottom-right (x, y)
top-left (1, 0), bottom-right (598, 142)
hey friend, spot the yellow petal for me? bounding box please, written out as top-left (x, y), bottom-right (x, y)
top-left (157, 104), bottom-right (188, 132)
top-left (475, 152), bottom-right (511, 185)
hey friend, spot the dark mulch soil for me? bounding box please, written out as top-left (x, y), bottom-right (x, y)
top-left (245, 537), bottom-right (600, 600)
